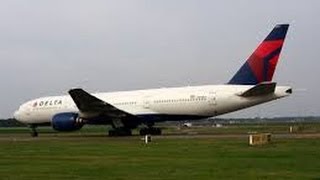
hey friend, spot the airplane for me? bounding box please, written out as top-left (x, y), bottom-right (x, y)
top-left (14, 24), bottom-right (292, 137)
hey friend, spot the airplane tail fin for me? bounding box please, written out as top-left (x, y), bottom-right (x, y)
top-left (228, 24), bottom-right (289, 85)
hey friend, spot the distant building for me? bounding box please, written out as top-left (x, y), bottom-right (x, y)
top-left (183, 122), bottom-right (192, 127)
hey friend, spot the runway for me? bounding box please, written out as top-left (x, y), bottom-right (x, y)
top-left (1, 132), bottom-right (320, 141)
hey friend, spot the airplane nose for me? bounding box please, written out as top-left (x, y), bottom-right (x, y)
top-left (14, 110), bottom-right (20, 120)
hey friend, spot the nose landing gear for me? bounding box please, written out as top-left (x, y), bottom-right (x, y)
top-left (29, 125), bottom-right (38, 137)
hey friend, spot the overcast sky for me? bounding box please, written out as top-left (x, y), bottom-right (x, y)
top-left (0, 0), bottom-right (319, 118)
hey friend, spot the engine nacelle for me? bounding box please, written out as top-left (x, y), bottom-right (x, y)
top-left (52, 112), bottom-right (84, 131)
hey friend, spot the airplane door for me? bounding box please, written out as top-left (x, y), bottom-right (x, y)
top-left (143, 96), bottom-right (151, 109)
top-left (208, 91), bottom-right (216, 106)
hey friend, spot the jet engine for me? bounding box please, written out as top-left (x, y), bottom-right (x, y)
top-left (52, 112), bottom-right (84, 131)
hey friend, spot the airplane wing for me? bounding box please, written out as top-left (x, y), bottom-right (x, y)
top-left (240, 82), bottom-right (276, 97)
top-left (68, 88), bottom-right (133, 118)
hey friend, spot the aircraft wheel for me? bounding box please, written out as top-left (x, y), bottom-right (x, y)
top-left (139, 128), bottom-right (148, 136)
top-left (140, 128), bottom-right (162, 136)
top-left (151, 128), bottom-right (162, 135)
top-left (30, 125), bottom-right (38, 137)
top-left (154, 128), bottom-right (162, 135)
top-left (31, 131), bottom-right (38, 137)
top-left (108, 130), bottom-right (115, 136)
top-left (122, 129), bottom-right (132, 136)
top-left (109, 128), bottom-right (132, 136)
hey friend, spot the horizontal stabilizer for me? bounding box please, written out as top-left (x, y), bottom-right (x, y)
top-left (240, 82), bottom-right (276, 97)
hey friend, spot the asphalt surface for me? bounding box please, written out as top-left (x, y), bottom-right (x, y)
top-left (0, 132), bottom-right (320, 141)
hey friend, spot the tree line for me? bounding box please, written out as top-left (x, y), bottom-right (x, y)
top-left (0, 118), bottom-right (25, 127)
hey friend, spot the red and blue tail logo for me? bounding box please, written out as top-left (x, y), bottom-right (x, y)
top-left (228, 24), bottom-right (289, 85)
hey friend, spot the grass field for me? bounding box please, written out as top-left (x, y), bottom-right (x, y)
top-left (0, 125), bottom-right (320, 179)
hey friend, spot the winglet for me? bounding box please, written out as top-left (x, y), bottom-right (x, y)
top-left (228, 24), bottom-right (289, 85)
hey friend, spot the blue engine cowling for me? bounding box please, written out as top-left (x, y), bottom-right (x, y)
top-left (52, 112), bottom-right (84, 131)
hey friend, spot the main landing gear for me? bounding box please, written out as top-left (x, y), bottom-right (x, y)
top-left (139, 127), bottom-right (162, 136)
top-left (107, 127), bottom-right (162, 136)
top-left (108, 128), bottom-right (132, 136)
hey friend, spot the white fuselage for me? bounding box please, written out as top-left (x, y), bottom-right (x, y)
top-left (14, 84), bottom-right (291, 125)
